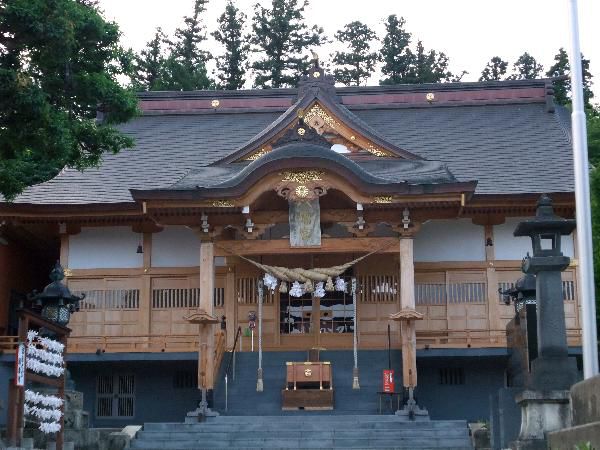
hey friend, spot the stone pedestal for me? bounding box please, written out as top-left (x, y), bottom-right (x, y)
top-left (548, 375), bottom-right (600, 449)
top-left (511, 390), bottom-right (571, 450)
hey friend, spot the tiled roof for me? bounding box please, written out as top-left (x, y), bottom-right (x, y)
top-left (9, 80), bottom-right (573, 205)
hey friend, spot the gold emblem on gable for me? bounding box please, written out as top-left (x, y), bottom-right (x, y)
top-left (304, 368), bottom-right (312, 377)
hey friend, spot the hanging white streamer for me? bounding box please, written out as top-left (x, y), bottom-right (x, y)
top-left (26, 358), bottom-right (64, 377)
top-left (39, 422), bottom-right (61, 434)
top-left (27, 330), bottom-right (65, 354)
top-left (24, 404), bottom-right (62, 422)
top-left (27, 346), bottom-right (64, 365)
top-left (24, 390), bottom-right (64, 408)
top-left (314, 282), bottom-right (326, 298)
top-left (289, 281), bottom-right (305, 298)
top-left (263, 273), bottom-right (278, 291)
top-left (335, 277), bottom-right (347, 292)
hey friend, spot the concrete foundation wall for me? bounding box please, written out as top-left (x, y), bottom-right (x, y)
top-left (66, 352), bottom-right (506, 426)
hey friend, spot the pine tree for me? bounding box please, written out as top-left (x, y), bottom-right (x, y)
top-left (212, 1), bottom-right (250, 90)
top-left (509, 52), bottom-right (543, 80)
top-left (479, 56), bottom-right (508, 81)
top-left (162, 0), bottom-right (212, 90)
top-left (379, 15), bottom-right (412, 85)
top-left (546, 48), bottom-right (594, 107)
top-left (134, 27), bottom-right (168, 91)
top-left (251, 0), bottom-right (326, 88)
top-left (406, 41), bottom-right (452, 83)
top-left (332, 21), bottom-right (378, 86)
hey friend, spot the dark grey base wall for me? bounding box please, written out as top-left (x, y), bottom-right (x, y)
top-left (61, 350), bottom-right (509, 426)
top-left (69, 360), bottom-right (201, 428)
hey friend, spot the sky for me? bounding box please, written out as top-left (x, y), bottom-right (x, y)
top-left (97, 0), bottom-right (599, 97)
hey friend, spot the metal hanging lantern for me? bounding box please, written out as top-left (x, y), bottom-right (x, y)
top-left (29, 262), bottom-right (85, 326)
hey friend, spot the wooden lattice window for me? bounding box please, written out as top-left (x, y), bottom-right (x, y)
top-left (236, 277), bottom-right (275, 304)
top-left (96, 374), bottom-right (135, 418)
top-left (76, 290), bottom-right (139, 310)
top-left (415, 283), bottom-right (447, 305)
top-left (439, 368), bottom-right (465, 385)
top-left (357, 274), bottom-right (398, 303)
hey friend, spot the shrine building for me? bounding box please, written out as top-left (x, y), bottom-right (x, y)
top-left (0, 65), bottom-right (582, 426)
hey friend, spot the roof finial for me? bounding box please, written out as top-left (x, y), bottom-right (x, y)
top-left (310, 50), bottom-right (320, 68)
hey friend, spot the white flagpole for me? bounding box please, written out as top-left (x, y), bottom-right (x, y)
top-left (567, 0), bottom-right (599, 378)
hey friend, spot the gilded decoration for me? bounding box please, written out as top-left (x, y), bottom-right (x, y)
top-left (295, 185), bottom-right (310, 198)
top-left (366, 145), bottom-right (389, 157)
top-left (280, 170), bottom-right (324, 183)
top-left (373, 196), bottom-right (393, 204)
top-left (211, 99), bottom-right (220, 107)
top-left (245, 148), bottom-right (271, 161)
top-left (63, 268), bottom-right (73, 277)
top-left (211, 200), bottom-right (235, 208)
top-left (303, 104), bottom-right (340, 132)
top-left (297, 127), bottom-right (306, 136)
top-left (275, 170), bottom-right (329, 201)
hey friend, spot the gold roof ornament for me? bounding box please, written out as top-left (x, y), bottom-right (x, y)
top-left (280, 170), bottom-right (324, 183)
top-left (211, 200), bottom-right (235, 208)
top-left (211, 99), bottom-right (220, 108)
top-left (426, 93), bottom-right (435, 103)
top-left (373, 196), bottom-right (393, 204)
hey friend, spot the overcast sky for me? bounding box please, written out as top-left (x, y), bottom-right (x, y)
top-left (98, 0), bottom-right (599, 97)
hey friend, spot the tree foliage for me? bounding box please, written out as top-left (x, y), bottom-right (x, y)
top-left (509, 52), bottom-right (543, 80)
top-left (405, 41), bottom-right (453, 84)
top-left (332, 21), bottom-right (378, 86)
top-left (134, 28), bottom-right (168, 91)
top-left (0, 0), bottom-right (138, 200)
top-left (479, 56), bottom-right (508, 81)
top-left (212, 1), bottom-right (250, 90)
top-left (546, 48), bottom-right (594, 107)
top-left (379, 15), bottom-right (412, 85)
top-left (250, 0), bottom-right (326, 88)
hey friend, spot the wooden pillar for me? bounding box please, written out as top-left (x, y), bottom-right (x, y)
top-left (199, 240), bottom-right (216, 390)
top-left (399, 236), bottom-right (417, 388)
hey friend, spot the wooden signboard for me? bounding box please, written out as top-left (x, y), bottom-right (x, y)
top-left (6, 309), bottom-right (70, 450)
top-left (282, 361), bottom-right (334, 410)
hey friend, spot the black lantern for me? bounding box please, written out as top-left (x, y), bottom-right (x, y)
top-left (29, 262), bottom-right (85, 326)
top-left (499, 273), bottom-right (536, 313)
top-left (514, 194), bottom-right (575, 260)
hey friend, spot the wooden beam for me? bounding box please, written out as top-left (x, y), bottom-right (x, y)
top-left (214, 237), bottom-right (400, 256)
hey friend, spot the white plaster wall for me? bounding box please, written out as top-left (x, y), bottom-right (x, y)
top-left (494, 217), bottom-right (574, 259)
top-left (69, 226), bottom-right (143, 269)
top-left (152, 226), bottom-right (200, 267)
top-left (414, 219), bottom-right (485, 262)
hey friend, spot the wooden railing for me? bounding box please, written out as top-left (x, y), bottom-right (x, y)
top-left (0, 335), bottom-right (18, 353)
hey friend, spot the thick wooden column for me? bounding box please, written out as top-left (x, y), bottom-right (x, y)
top-left (199, 240), bottom-right (216, 390)
top-left (399, 236), bottom-right (418, 388)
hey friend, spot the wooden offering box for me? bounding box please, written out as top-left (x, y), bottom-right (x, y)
top-left (282, 361), bottom-right (334, 410)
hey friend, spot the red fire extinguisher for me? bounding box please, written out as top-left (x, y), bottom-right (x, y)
top-left (383, 369), bottom-right (395, 393)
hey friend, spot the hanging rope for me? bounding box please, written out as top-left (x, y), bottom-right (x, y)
top-left (215, 243), bottom-right (392, 283)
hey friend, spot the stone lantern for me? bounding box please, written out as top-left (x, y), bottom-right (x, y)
top-left (513, 194), bottom-right (577, 390)
top-left (510, 195), bottom-right (578, 450)
top-left (29, 262), bottom-right (84, 327)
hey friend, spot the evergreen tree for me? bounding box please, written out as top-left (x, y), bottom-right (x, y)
top-left (134, 27), bottom-right (168, 91)
top-left (212, 1), bottom-right (250, 90)
top-left (251, 0), bottom-right (326, 88)
top-left (162, 0), bottom-right (212, 90)
top-left (479, 56), bottom-right (508, 81)
top-left (379, 15), bottom-right (412, 85)
top-left (546, 48), bottom-right (594, 107)
top-left (332, 21), bottom-right (378, 86)
top-left (509, 52), bottom-right (543, 80)
top-left (406, 41), bottom-right (453, 83)
top-left (0, 0), bottom-right (137, 200)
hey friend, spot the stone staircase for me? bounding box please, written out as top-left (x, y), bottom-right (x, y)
top-left (213, 350), bottom-right (404, 415)
top-left (130, 415), bottom-right (473, 449)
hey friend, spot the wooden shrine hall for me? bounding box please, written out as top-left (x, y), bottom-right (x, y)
top-left (0, 63), bottom-right (582, 425)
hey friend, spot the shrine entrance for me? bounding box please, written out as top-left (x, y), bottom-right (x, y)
top-left (278, 273), bottom-right (355, 348)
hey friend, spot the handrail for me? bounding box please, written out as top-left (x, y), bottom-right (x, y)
top-left (223, 326), bottom-right (242, 413)
top-left (225, 326), bottom-right (242, 379)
